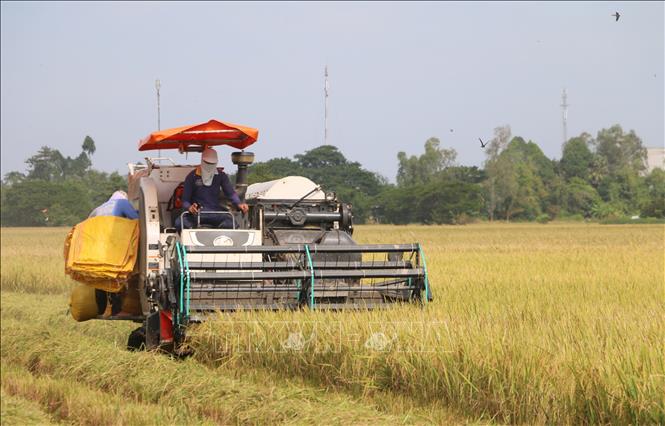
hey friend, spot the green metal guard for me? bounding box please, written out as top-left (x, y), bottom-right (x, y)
top-left (418, 244), bottom-right (430, 304)
top-left (295, 279), bottom-right (302, 300)
top-left (182, 244), bottom-right (191, 316)
top-left (175, 242), bottom-right (185, 318)
top-left (304, 245), bottom-right (315, 309)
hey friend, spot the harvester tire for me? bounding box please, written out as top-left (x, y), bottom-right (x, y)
top-left (127, 326), bottom-right (146, 351)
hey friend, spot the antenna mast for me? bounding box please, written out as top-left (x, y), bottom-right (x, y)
top-left (155, 79), bottom-right (162, 130)
top-left (561, 88), bottom-right (569, 146)
top-left (324, 66), bottom-right (329, 145)
top-left (155, 79), bottom-right (161, 157)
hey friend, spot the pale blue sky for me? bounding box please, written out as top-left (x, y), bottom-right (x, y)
top-left (1, 1), bottom-right (663, 182)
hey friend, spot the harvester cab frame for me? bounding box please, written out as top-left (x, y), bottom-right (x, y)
top-left (122, 119), bottom-right (431, 352)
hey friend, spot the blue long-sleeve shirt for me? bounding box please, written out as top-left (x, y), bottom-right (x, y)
top-left (181, 167), bottom-right (241, 211)
top-left (89, 199), bottom-right (139, 219)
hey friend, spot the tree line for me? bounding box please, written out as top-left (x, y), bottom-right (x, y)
top-left (1, 137), bottom-right (127, 226)
top-left (248, 124), bottom-right (663, 224)
top-left (1, 124), bottom-right (663, 226)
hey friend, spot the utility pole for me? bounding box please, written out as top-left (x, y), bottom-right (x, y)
top-left (155, 79), bottom-right (161, 130)
top-left (561, 88), bottom-right (569, 147)
top-left (324, 66), bottom-right (329, 146)
top-left (155, 79), bottom-right (161, 157)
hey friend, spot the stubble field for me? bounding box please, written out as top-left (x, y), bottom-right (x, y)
top-left (1, 224), bottom-right (663, 425)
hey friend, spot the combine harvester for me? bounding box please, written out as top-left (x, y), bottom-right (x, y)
top-left (117, 119), bottom-right (431, 351)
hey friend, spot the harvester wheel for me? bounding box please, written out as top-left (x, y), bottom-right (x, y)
top-left (127, 326), bottom-right (147, 351)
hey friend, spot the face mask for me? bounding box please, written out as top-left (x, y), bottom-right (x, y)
top-left (201, 161), bottom-right (217, 186)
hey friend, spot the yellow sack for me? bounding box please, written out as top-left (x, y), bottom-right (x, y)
top-left (69, 284), bottom-right (99, 322)
top-left (64, 216), bottom-right (139, 293)
top-left (67, 216), bottom-right (138, 269)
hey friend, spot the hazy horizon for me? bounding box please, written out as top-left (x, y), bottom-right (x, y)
top-left (1, 1), bottom-right (663, 182)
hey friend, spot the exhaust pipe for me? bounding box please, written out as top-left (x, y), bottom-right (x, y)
top-left (231, 151), bottom-right (255, 201)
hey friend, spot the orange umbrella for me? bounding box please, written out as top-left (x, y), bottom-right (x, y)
top-left (138, 119), bottom-right (259, 152)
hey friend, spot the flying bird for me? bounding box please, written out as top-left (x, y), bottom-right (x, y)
top-left (612, 11), bottom-right (620, 22)
top-left (479, 138), bottom-right (487, 148)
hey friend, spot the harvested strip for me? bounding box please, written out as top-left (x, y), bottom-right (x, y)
top-left (0, 387), bottom-right (56, 425)
top-left (2, 363), bottom-right (205, 426)
top-left (1, 305), bottom-right (418, 424)
top-left (2, 291), bottom-right (448, 423)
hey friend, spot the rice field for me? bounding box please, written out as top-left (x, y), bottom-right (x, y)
top-left (1, 224), bottom-right (663, 425)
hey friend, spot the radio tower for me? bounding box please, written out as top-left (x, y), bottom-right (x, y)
top-left (324, 66), bottom-right (329, 145)
top-left (561, 88), bottom-right (569, 146)
top-left (155, 79), bottom-right (161, 157)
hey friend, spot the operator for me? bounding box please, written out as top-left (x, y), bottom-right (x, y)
top-left (87, 190), bottom-right (139, 317)
top-left (176, 147), bottom-right (249, 229)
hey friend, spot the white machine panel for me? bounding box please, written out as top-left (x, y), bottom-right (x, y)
top-left (180, 229), bottom-right (262, 267)
top-left (245, 176), bottom-right (325, 201)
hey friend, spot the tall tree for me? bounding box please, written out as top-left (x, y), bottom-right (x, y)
top-left (24, 137), bottom-right (96, 181)
top-left (482, 125), bottom-right (512, 221)
top-left (82, 136), bottom-right (96, 156)
top-left (592, 125), bottom-right (647, 176)
top-left (486, 137), bottom-right (552, 221)
top-left (590, 125), bottom-right (648, 214)
top-left (396, 137), bottom-right (457, 186)
top-left (294, 145), bottom-right (386, 194)
top-left (641, 169), bottom-right (665, 218)
top-left (65, 136), bottom-right (96, 178)
top-left (245, 145), bottom-right (388, 222)
top-left (3, 171), bottom-right (25, 186)
top-left (247, 158), bottom-right (302, 184)
top-left (25, 146), bottom-right (66, 181)
top-left (588, 155), bottom-right (609, 188)
top-left (294, 145), bottom-right (347, 169)
top-left (563, 177), bottom-right (600, 218)
top-left (561, 133), bottom-right (594, 181)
